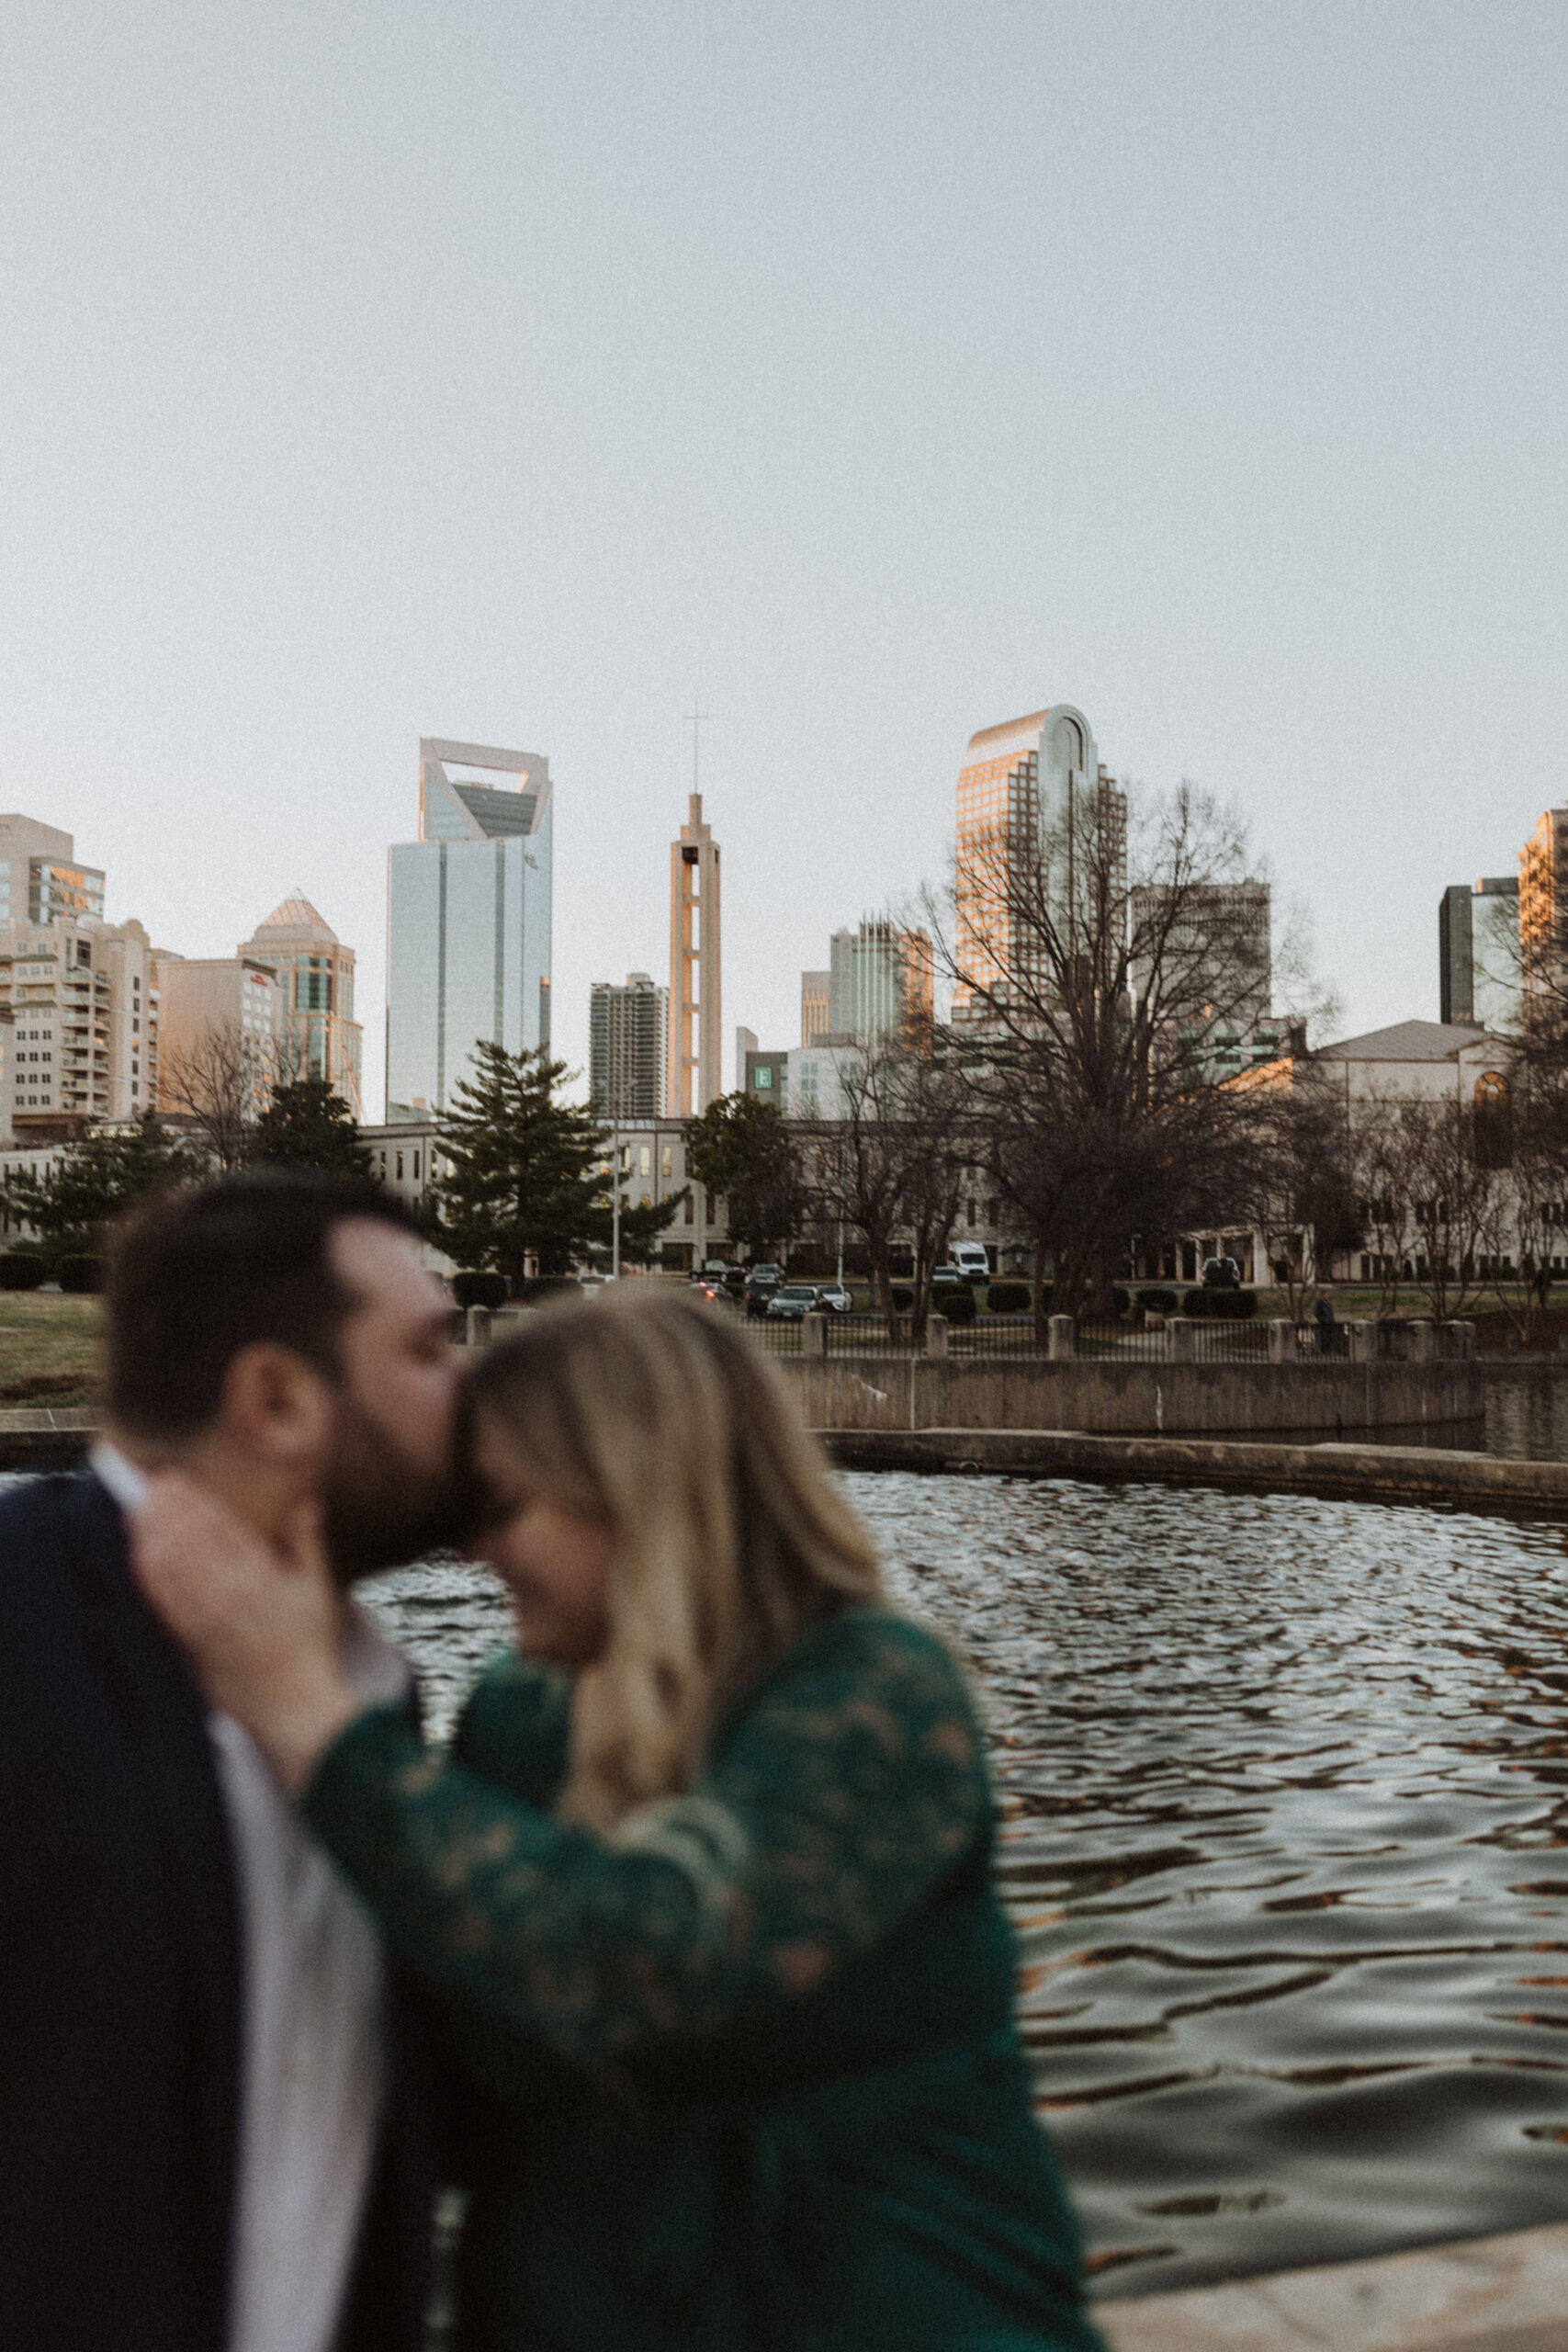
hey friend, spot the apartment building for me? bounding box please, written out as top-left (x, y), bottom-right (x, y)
top-left (589, 973), bottom-right (668, 1120)
top-left (2, 914), bottom-right (160, 1138)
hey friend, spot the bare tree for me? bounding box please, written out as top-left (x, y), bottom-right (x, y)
top-left (924, 783), bottom-right (1308, 1329)
top-left (158, 1023), bottom-right (271, 1170)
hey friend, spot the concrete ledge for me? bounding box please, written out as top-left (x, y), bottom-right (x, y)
top-left (818, 1427), bottom-right (1568, 1517)
top-left (0, 1406), bottom-right (98, 1471)
top-left (1099, 2222), bottom-right (1568, 2352)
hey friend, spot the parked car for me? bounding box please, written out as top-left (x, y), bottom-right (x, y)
top-left (951, 1242), bottom-right (991, 1283)
top-left (814, 1283), bottom-right (852, 1314)
top-left (701, 1258), bottom-right (732, 1278)
top-left (1201, 1256), bottom-right (1242, 1290)
top-left (931, 1265), bottom-right (964, 1288)
top-left (766, 1283), bottom-right (822, 1320)
top-left (745, 1263), bottom-right (783, 1317)
top-left (578, 1272), bottom-right (615, 1294)
top-left (689, 1280), bottom-right (728, 1306)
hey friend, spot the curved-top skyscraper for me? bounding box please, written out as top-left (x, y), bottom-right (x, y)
top-left (385, 737), bottom-right (553, 1119)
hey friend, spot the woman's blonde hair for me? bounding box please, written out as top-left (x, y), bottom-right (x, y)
top-left (469, 1286), bottom-right (883, 1830)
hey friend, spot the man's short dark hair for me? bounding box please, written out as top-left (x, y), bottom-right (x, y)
top-left (106, 1170), bottom-right (423, 1442)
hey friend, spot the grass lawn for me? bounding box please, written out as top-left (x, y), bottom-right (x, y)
top-left (0, 1291), bottom-right (101, 1405)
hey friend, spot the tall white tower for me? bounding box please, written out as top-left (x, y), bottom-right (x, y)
top-left (668, 793), bottom-right (721, 1115)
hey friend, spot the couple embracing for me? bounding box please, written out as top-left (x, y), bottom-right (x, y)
top-left (0, 1170), bottom-right (1104, 2352)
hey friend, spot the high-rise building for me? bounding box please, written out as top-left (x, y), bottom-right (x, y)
top-left (668, 793), bottom-right (721, 1116)
top-left (589, 973), bottom-right (668, 1120)
top-left (386, 738), bottom-right (553, 1118)
top-left (735, 1025), bottom-right (758, 1089)
top-left (0, 815), bottom-right (156, 1137)
top-left (1129, 880), bottom-right (1272, 1023)
top-left (1518, 810), bottom-right (1568, 1023)
top-left (827, 920), bottom-right (934, 1046)
top-left (2, 914), bottom-right (160, 1136)
top-left (239, 896), bottom-right (363, 1117)
top-left (953, 705), bottom-right (1126, 1020)
top-left (1439, 878), bottom-right (1521, 1033)
top-left (800, 971), bottom-right (830, 1045)
top-left (0, 813), bottom-right (105, 933)
top-left (153, 952), bottom-right (286, 1115)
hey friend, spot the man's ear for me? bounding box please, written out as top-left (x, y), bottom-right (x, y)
top-left (217, 1343), bottom-right (334, 1464)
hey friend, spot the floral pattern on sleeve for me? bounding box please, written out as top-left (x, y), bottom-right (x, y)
top-left (303, 1611), bottom-right (989, 2067)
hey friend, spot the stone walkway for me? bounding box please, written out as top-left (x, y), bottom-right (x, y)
top-left (1100, 2225), bottom-right (1568, 2352)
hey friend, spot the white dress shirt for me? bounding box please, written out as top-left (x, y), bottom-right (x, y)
top-left (93, 1442), bottom-right (407, 2352)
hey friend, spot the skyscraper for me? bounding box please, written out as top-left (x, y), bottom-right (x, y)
top-left (386, 738), bottom-right (553, 1118)
top-left (800, 970), bottom-right (830, 1045)
top-left (1518, 809), bottom-right (1568, 1025)
top-left (668, 793), bottom-right (720, 1116)
top-left (1439, 877), bottom-right (1521, 1033)
top-left (953, 704), bottom-right (1126, 1020)
top-left (589, 974), bottom-right (668, 1119)
top-left (239, 895), bottom-right (363, 1115)
top-left (827, 920), bottom-right (933, 1046)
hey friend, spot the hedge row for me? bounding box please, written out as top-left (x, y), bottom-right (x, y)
top-left (1181, 1286), bottom-right (1259, 1319)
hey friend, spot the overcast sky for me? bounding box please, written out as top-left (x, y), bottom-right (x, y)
top-left (2, 1), bottom-right (1562, 1110)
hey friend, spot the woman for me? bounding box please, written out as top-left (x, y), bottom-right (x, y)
top-left (133, 1288), bottom-right (1103, 2352)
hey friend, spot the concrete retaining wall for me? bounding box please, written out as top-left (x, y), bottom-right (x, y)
top-left (777, 1355), bottom-right (1483, 1438)
top-left (819, 1427), bottom-right (1568, 1517)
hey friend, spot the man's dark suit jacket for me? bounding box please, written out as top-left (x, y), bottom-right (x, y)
top-left (0, 1467), bottom-right (434, 2351)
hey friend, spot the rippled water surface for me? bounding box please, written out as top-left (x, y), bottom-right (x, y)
top-left (360, 1473), bottom-right (1568, 2300)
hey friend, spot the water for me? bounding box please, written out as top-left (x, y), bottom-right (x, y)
top-left (360, 1473), bottom-right (1568, 2302)
top-left (17, 1457), bottom-right (1568, 2294)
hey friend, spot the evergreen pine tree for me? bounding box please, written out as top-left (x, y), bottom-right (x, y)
top-left (431, 1042), bottom-right (606, 1287)
top-left (3, 1111), bottom-right (194, 1248)
top-left (249, 1079), bottom-right (372, 1174)
top-left (683, 1092), bottom-right (805, 1258)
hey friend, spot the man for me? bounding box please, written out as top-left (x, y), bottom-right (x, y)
top-left (0, 1170), bottom-right (462, 2351)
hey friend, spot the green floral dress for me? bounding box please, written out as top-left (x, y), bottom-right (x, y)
top-left (302, 1605), bottom-right (1104, 2352)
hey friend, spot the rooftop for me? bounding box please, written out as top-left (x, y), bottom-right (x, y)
top-left (1314, 1019), bottom-right (1491, 1063)
top-left (247, 894), bottom-right (339, 944)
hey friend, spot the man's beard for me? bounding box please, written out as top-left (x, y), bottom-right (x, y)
top-left (320, 1387), bottom-right (468, 1584)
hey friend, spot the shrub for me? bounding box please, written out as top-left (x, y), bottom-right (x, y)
top-left (1182, 1288), bottom-right (1209, 1317)
top-left (453, 1270), bottom-right (508, 1310)
top-left (1111, 1285), bottom-right (1130, 1317)
top-left (987, 1283), bottom-right (1031, 1314)
top-left (938, 1284), bottom-right (976, 1323)
top-left (1136, 1286), bottom-right (1179, 1314)
top-left (890, 1286), bottom-right (914, 1312)
top-left (57, 1255), bottom-right (106, 1295)
top-left (0, 1253), bottom-right (44, 1291)
top-left (1205, 1286), bottom-right (1258, 1320)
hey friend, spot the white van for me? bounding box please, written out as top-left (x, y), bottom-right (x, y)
top-left (951, 1242), bottom-right (991, 1282)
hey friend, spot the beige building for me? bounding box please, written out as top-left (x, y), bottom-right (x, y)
top-left (238, 895), bottom-right (363, 1116)
top-left (0, 812), bottom-right (105, 933)
top-left (153, 953), bottom-right (286, 1116)
top-left (1, 913), bottom-right (160, 1138)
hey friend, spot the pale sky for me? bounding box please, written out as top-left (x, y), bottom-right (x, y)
top-left (1, 1), bottom-right (1562, 1111)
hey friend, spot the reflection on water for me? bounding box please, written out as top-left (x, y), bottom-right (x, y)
top-left (364, 1474), bottom-right (1568, 2301)
top-left (1485, 1371), bottom-right (1568, 1463)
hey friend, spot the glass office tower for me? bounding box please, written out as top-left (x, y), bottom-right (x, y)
top-left (385, 738), bottom-right (553, 1119)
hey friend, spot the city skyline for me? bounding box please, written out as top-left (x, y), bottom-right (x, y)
top-left (0, 8), bottom-right (1557, 1117)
